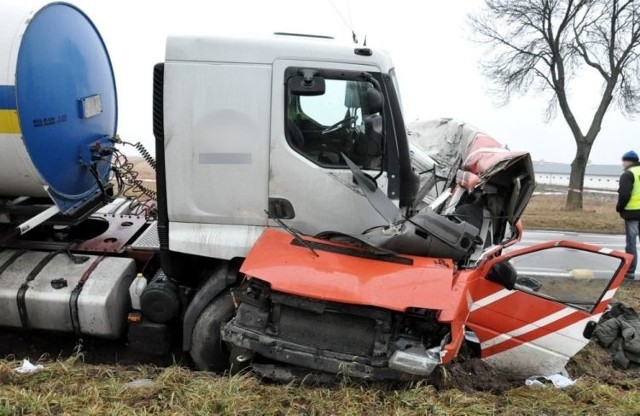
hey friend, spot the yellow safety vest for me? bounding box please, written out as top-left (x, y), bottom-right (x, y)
top-left (625, 165), bottom-right (640, 210)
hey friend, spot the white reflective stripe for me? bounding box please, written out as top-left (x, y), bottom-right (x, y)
top-left (470, 288), bottom-right (513, 312)
top-left (601, 288), bottom-right (617, 301)
top-left (482, 316), bottom-right (599, 374)
top-left (481, 307), bottom-right (575, 349)
top-left (481, 333), bottom-right (511, 349)
top-left (599, 248), bottom-right (613, 254)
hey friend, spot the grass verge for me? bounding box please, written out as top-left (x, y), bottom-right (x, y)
top-left (522, 193), bottom-right (623, 234)
top-left (1, 356), bottom-right (640, 416)
top-left (2, 282), bottom-right (640, 416)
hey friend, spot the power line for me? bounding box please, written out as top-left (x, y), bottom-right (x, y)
top-left (346, 0), bottom-right (355, 32)
top-left (328, 0), bottom-right (358, 43)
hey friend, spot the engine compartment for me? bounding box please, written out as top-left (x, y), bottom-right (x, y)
top-left (223, 279), bottom-right (451, 380)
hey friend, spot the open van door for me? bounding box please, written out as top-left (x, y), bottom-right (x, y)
top-left (466, 241), bottom-right (632, 376)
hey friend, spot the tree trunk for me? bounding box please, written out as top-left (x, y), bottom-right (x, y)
top-left (565, 141), bottom-right (593, 210)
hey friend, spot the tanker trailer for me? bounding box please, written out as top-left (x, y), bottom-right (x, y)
top-left (0, 2), bottom-right (152, 340)
top-left (0, 1), bottom-right (117, 234)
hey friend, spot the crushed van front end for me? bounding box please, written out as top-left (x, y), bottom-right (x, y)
top-left (222, 280), bottom-right (450, 380)
top-left (220, 228), bottom-right (471, 380)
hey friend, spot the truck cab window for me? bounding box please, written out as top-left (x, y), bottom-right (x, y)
top-left (286, 78), bottom-right (383, 170)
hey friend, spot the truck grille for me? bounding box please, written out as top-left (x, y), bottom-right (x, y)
top-left (277, 305), bottom-right (376, 356)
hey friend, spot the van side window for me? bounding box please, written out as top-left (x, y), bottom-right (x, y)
top-left (286, 78), bottom-right (383, 170)
top-left (510, 247), bottom-right (622, 311)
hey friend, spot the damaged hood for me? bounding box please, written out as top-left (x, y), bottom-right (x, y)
top-left (240, 228), bottom-right (463, 313)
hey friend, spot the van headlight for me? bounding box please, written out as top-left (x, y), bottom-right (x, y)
top-left (388, 346), bottom-right (442, 376)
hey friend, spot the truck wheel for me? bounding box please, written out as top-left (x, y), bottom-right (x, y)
top-left (190, 292), bottom-right (235, 371)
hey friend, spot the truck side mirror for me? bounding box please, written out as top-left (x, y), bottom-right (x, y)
top-left (363, 87), bottom-right (384, 144)
top-left (365, 87), bottom-right (383, 114)
top-left (364, 114), bottom-right (383, 145)
top-left (288, 72), bottom-right (326, 96)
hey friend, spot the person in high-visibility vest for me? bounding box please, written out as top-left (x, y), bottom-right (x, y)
top-left (617, 150), bottom-right (640, 280)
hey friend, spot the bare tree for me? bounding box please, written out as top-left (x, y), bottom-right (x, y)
top-left (471, 0), bottom-right (640, 210)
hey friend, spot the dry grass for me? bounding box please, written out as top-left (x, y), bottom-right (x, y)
top-left (2, 355), bottom-right (640, 416)
top-left (522, 193), bottom-right (623, 234)
top-left (613, 281), bottom-right (640, 306)
top-left (4, 283), bottom-right (640, 415)
top-left (132, 158), bottom-right (156, 183)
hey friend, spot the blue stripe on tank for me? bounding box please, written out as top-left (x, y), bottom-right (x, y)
top-left (0, 86), bottom-right (16, 110)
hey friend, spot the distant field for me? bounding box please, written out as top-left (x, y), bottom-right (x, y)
top-left (130, 157), bottom-right (156, 186)
top-left (522, 192), bottom-right (623, 234)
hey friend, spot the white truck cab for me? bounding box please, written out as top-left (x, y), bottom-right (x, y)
top-left (160, 34), bottom-right (418, 260)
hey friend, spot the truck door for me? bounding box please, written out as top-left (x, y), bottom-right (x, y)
top-left (268, 60), bottom-right (395, 236)
top-left (466, 241), bottom-right (631, 376)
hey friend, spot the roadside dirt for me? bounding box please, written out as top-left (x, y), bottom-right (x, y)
top-left (431, 358), bottom-right (523, 393)
top-left (523, 188), bottom-right (623, 234)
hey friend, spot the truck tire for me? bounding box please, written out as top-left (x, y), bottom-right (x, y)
top-left (190, 292), bottom-right (235, 371)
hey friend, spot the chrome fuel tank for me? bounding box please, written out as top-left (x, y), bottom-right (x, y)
top-left (0, 249), bottom-right (134, 338)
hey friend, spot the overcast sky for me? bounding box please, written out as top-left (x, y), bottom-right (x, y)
top-left (66, 0), bottom-right (639, 164)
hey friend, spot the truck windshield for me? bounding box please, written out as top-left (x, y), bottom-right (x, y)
top-left (286, 76), bottom-right (384, 171)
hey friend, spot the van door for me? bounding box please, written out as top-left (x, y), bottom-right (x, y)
top-left (268, 60), bottom-right (394, 236)
top-left (466, 241), bottom-right (631, 376)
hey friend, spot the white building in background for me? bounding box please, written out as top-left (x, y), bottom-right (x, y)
top-left (534, 162), bottom-right (622, 191)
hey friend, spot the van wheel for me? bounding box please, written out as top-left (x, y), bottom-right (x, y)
top-left (190, 292), bottom-right (235, 371)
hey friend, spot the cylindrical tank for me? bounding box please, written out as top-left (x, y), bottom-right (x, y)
top-left (0, 2), bottom-right (117, 214)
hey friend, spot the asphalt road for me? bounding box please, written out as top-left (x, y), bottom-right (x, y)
top-left (518, 230), bottom-right (626, 251)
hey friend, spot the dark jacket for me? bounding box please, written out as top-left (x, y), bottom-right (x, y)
top-left (594, 303), bottom-right (640, 369)
top-left (617, 163), bottom-right (640, 220)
